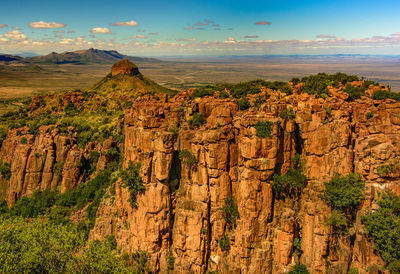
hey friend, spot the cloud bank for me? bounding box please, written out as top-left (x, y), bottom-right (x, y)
top-left (29, 21), bottom-right (66, 29)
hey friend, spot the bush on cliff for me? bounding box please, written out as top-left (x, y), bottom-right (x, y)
top-left (237, 97), bottom-right (251, 110)
top-left (222, 195), bottom-right (239, 227)
top-left (188, 112), bottom-right (205, 129)
top-left (371, 89), bottom-right (400, 101)
top-left (321, 173), bottom-right (365, 231)
top-left (362, 191), bottom-right (400, 272)
top-left (289, 263), bottom-right (310, 274)
top-left (0, 161), bottom-right (11, 180)
top-left (272, 154), bottom-right (307, 199)
top-left (254, 121), bottom-right (273, 138)
top-left (321, 173), bottom-right (365, 212)
top-left (121, 161), bottom-right (145, 208)
top-left (179, 149), bottom-right (197, 168)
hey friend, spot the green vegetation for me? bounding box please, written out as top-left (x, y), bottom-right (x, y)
top-left (280, 107), bottom-right (295, 119)
top-left (189, 86), bottom-right (215, 99)
top-left (20, 136), bottom-right (27, 144)
top-left (52, 161), bottom-right (64, 179)
top-left (166, 248), bottom-right (175, 272)
top-left (253, 95), bottom-right (267, 108)
top-left (237, 97), bottom-right (251, 110)
top-left (120, 162), bottom-right (145, 208)
top-left (377, 163), bottom-right (395, 176)
top-left (366, 111), bottom-right (374, 120)
top-left (362, 191), bottom-right (400, 272)
top-left (188, 112), bottom-right (205, 128)
top-left (219, 90), bottom-right (230, 99)
top-left (371, 90), bottom-right (400, 101)
top-left (179, 149), bottom-right (197, 168)
top-left (343, 84), bottom-right (365, 101)
top-left (222, 195), bottom-right (239, 227)
top-left (321, 173), bottom-right (365, 231)
top-left (292, 237), bottom-right (302, 257)
top-left (300, 73), bottom-right (360, 97)
top-left (254, 121), bottom-right (273, 138)
top-left (219, 234), bottom-right (230, 252)
top-left (0, 161), bottom-right (11, 180)
top-left (321, 173), bottom-right (365, 212)
top-left (289, 264), bottom-right (310, 274)
top-left (272, 154), bottom-right (307, 199)
top-left (0, 217), bottom-right (137, 273)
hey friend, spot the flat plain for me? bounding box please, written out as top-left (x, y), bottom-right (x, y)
top-left (1, 55), bottom-right (400, 114)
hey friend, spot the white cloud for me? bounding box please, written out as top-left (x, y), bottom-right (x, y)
top-left (317, 34), bottom-right (337, 39)
top-left (132, 34), bottom-right (147, 39)
top-left (29, 21), bottom-right (66, 29)
top-left (225, 37), bottom-right (236, 43)
top-left (110, 20), bottom-right (138, 27)
top-left (5, 30), bottom-right (27, 40)
top-left (91, 27), bottom-right (112, 34)
top-left (0, 24), bottom-right (8, 29)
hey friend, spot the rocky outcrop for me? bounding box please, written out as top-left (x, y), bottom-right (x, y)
top-left (111, 59), bottom-right (139, 76)
top-left (0, 126), bottom-right (114, 205)
top-left (1, 88), bottom-right (399, 273)
top-left (89, 91), bottom-right (400, 273)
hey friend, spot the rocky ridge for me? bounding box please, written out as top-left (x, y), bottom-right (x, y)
top-left (0, 70), bottom-right (399, 273)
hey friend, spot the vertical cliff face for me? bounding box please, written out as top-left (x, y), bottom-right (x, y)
top-left (0, 126), bottom-right (114, 205)
top-left (0, 86), bottom-right (398, 273)
top-left (87, 91), bottom-right (400, 273)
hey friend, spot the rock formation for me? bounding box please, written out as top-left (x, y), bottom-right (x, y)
top-left (111, 59), bottom-right (139, 76)
top-left (1, 80), bottom-right (399, 273)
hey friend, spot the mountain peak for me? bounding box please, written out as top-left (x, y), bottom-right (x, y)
top-left (111, 59), bottom-right (139, 76)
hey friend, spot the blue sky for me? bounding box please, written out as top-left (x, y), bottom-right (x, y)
top-left (1, 0), bottom-right (400, 55)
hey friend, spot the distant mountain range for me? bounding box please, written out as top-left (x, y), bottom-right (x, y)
top-left (0, 48), bottom-right (160, 65)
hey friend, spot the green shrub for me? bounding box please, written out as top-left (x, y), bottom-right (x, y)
top-left (253, 95), bottom-right (266, 108)
top-left (7, 189), bottom-right (57, 218)
top-left (325, 209), bottom-right (348, 231)
top-left (377, 163), bottom-right (395, 176)
top-left (166, 248), bottom-right (175, 272)
top-left (237, 98), bottom-right (251, 110)
top-left (47, 206), bottom-right (71, 225)
top-left (219, 90), bottom-right (229, 99)
top-left (289, 263), bottom-right (310, 274)
top-left (300, 72), bottom-right (359, 97)
top-left (189, 86), bottom-right (215, 99)
top-left (222, 196), bottom-right (239, 226)
top-left (20, 137), bottom-right (27, 144)
top-left (362, 191), bottom-right (400, 272)
top-left (120, 162), bottom-right (145, 208)
top-left (280, 107), bottom-right (295, 119)
top-left (366, 112), bottom-right (374, 119)
top-left (371, 90), bottom-right (400, 101)
top-left (343, 84), bottom-right (364, 101)
top-left (219, 234), bottom-right (230, 251)
top-left (348, 267), bottom-right (359, 274)
top-left (169, 126), bottom-right (179, 139)
top-left (254, 121), bottom-right (273, 138)
top-left (52, 161), bottom-right (64, 179)
top-left (188, 112), bottom-right (205, 128)
top-left (105, 234), bottom-right (117, 250)
top-left (0, 161), bottom-right (11, 180)
top-left (179, 149), bottom-right (197, 167)
top-left (321, 173), bottom-right (365, 212)
top-left (293, 237), bottom-right (302, 256)
top-left (272, 154), bottom-right (307, 199)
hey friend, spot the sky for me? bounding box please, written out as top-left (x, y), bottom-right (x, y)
top-left (0, 0), bottom-right (400, 56)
